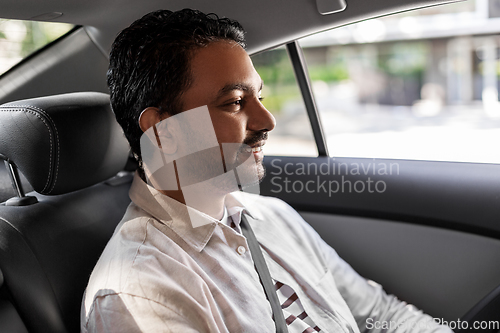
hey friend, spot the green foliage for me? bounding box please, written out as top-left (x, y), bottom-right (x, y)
top-left (308, 64), bottom-right (349, 82)
top-left (254, 63), bottom-right (296, 86)
top-left (253, 48), bottom-right (296, 85)
top-left (0, 19), bottom-right (6, 39)
top-left (260, 85), bottom-right (301, 115)
top-left (252, 48), bottom-right (302, 114)
top-left (0, 19), bottom-right (73, 75)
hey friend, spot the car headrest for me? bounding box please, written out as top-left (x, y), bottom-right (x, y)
top-left (0, 92), bottom-right (130, 195)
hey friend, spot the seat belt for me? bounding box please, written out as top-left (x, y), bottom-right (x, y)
top-left (240, 214), bottom-right (289, 333)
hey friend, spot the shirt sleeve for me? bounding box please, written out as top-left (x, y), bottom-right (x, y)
top-left (83, 293), bottom-right (222, 333)
top-left (320, 244), bottom-right (453, 333)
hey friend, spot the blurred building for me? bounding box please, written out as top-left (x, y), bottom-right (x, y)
top-left (300, 0), bottom-right (500, 108)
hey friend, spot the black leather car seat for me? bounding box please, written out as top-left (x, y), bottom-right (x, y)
top-left (0, 92), bottom-right (132, 333)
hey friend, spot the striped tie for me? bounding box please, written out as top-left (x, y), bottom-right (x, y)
top-left (274, 280), bottom-right (321, 332)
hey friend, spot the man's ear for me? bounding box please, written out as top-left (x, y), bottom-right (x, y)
top-left (138, 107), bottom-right (178, 155)
top-left (139, 107), bottom-right (161, 132)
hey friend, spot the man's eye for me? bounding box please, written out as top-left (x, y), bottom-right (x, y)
top-left (226, 99), bottom-right (243, 108)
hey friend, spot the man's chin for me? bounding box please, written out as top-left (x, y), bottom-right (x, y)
top-left (236, 160), bottom-right (266, 191)
top-left (257, 161), bottom-right (266, 182)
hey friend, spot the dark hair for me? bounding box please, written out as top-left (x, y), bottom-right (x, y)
top-left (107, 9), bottom-right (246, 162)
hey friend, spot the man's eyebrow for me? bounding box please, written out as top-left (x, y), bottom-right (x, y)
top-left (216, 80), bottom-right (264, 100)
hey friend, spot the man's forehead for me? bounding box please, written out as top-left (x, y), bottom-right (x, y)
top-left (185, 41), bottom-right (263, 102)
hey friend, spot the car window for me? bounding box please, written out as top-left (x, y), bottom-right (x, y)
top-left (0, 19), bottom-right (74, 76)
top-left (251, 47), bottom-right (318, 157)
top-left (299, 0), bottom-right (500, 164)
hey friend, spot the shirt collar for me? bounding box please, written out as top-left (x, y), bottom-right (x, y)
top-left (129, 172), bottom-right (262, 252)
top-left (219, 206), bottom-right (229, 227)
top-left (223, 190), bottom-right (263, 225)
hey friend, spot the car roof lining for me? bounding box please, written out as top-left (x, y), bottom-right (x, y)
top-left (0, 0), bottom-right (461, 55)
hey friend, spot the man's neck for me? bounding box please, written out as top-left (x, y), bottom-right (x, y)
top-left (139, 167), bottom-right (229, 221)
top-left (158, 187), bottom-right (227, 221)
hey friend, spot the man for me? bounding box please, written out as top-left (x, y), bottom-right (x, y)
top-left (81, 9), bottom-right (452, 333)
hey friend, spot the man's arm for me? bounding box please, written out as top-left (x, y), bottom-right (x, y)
top-left (82, 292), bottom-right (225, 333)
top-left (266, 197), bottom-right (453, 333)
top-left (300, 218), bottom-right (453, 332)
top-left (321, 245), bottom-right (452, 332)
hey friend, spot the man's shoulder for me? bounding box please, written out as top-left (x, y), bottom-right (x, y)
top-left (82, 201), bottom-right (208, 322)
top-left (84, 202), bottom-right (157, 292)
top-left (230, 191), bottom-right (319, 248)
top-left (84, 202), bottom-right (192, 298)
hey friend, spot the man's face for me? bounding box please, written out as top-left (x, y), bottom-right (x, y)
top-left (177, 40), bottom-right (276, 181)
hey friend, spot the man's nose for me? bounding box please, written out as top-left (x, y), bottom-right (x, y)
top-left (248, 99), bottom-right (276, 133)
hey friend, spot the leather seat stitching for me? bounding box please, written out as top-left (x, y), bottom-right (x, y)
top-left (0, 107), bottom-right (54, 193)
top-left (25, 105), bottom-right (60, 194)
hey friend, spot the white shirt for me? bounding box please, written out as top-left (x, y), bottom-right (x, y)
top-left (81, 172), bottom-right (452, 333)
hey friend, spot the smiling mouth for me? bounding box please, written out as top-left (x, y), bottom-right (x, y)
top-left (240, 141), bottom-right (266, 153)
top-left (242, 146), bottom-right (263, 153)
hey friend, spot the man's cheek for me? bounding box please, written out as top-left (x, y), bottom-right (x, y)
top-left (222, 143), bottom-right (258, 177)
top-left (220, 144), bottom-right (248, 171)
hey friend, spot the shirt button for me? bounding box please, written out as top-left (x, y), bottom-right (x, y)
top-left (237, 246), bottom-right (246, 255)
